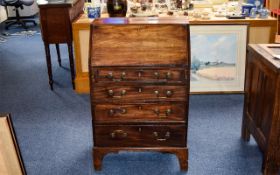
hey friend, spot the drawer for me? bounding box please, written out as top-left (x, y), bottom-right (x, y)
top-left (93, 68), bottom-right (187, 83)
top-left (92, 85), bottom-right (187, 102)
top-left (94, 103), bottom-right (186, 123)
top-left (94, 125), bottom-right (186, 147)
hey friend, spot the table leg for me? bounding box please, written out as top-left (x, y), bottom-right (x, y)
top-left (55, 44), bottom-right (61, 67)
top-left (44, 43), bottom-right (53, 90)
top-left (67, 42), bottom-right (75, 89)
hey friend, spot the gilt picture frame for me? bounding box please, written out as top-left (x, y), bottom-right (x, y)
top-left (190, 24), bottom-right (248, 93)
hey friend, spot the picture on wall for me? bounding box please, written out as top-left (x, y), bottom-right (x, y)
top-left (190, 25), bottom-right (248, 93)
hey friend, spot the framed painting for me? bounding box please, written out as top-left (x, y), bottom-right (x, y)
top-left (0, 114), bottom-right (26, 175)
top-left (190, 24), bottom-right (248, 93)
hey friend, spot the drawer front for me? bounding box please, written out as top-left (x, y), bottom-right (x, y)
top-left (94, 125), bottom-right (186, 147)
top-left (92, 85), bottom-right (187, 102)
top-left (94, 103), bottom-right (186, 122)
top-left (93, 68), bottom-right (187, 83)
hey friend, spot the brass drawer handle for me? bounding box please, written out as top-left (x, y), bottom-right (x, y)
top-left (121, 89), bottom-right (126, 96)
top-left (121, 108), bottom-right (127, 114)
top-left (106, 72), bottom-right (113, 79)
top-left (108, 108), bottom-right (126, 116)
top-left (166, 72), bottom-right (172, 79)
top-left (153, 131), bottom-right (170, 141)
top-left (165, 109), bottom-right (172, 116)
top-left (109, 109), bottom-right (115, 116)
top-left (108, 89), bottom-right (114, 97)
top-left (111, 130), bottom-right (127, 139)
top-left (154, 90), bottom-right (159, 97)
top-left (154, 72), bottom-right (160, 79)
top-left (153, 108), bottom-right (169, 118)
top-left (121, 72), bottom-right (126, 80)
top-left (166, 90), bottom-right (173, 97)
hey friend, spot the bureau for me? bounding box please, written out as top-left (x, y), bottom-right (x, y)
top-left (89, 17), bottom-right (190, 171)
top-left (242, 44), bottom-right (280, 175)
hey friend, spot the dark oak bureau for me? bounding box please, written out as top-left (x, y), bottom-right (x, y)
top-left (242, 44), bottom-right (280, 175)
top-left (89, 17), bottom-right (190, 171)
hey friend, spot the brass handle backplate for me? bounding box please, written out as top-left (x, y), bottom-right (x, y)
top-left (106, 72), bottom-right (113, 79)
top-left (111, 130), bottom-right (127, 139)
top-left (166, 72), bottom-right (172, 79)
top-left (121, 72), bottom-right (126, 80)
top-left (108, 108), bottom-right (127, 116)
top-left (166, 90), bottom-right (173, 97)
top-left (153, 131), bottom-right (170, 141)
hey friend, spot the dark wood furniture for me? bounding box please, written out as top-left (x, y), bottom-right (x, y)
top-left (37, 0), bottom-right (84, 90)
top-left (242, 44), bottom-right (280, 175)
top-left (89, 17), bottom-right (190, 171)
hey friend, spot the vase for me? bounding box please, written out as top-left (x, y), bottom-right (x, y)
top-left (107, 0), bottom-right (127, 17)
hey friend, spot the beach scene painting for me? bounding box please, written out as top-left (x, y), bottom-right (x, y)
top-left (190, 25), bottom-right (247, 93)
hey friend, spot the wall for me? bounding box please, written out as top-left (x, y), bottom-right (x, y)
top-left (0, 7), bottom-right (7, 23)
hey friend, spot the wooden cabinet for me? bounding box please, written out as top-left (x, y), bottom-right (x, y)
top-left (38, 0), bottom-right (84, 90)
top-left (242, 44), bottom-right (280, 175)
top-left (89, 17), bottom-right (190, 171)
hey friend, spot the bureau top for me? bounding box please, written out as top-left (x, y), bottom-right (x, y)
top-left (249, 44), bottom-right (280, 70)
top-left (92, 17), bottom-right (189, 25)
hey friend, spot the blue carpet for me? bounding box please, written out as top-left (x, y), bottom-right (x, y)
top-left (0, 26), bottom-right (263, 175)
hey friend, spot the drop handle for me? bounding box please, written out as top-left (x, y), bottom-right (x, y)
top-left (153, 131), bottom-right (170, 141)
top-left (106, 72), bottom-right (113, 79)
top-left (108, 89), bottom-right (114, 97)
top-left (166, 90), bottom-right (173, 97)
top-left (121, 72), bottom-right (126, 80)
top-left (166, 72), bottom-right (172, 79)
top-left (111, 130), bottom-right (127, 139)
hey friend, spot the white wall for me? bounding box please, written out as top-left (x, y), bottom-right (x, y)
top-left (7, 3), bottom-right (38, 17)
top-left (0, 6), bottom-right (7, 23)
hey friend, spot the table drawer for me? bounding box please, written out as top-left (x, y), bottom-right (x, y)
top-left (93, 68), bottom-right (187, 83)
top-left (94, 125), bottom-right (186, 147)
top-left (94, 103), bottom-right (186, 122)
top-left (92, 85), bottom-right (187, 102)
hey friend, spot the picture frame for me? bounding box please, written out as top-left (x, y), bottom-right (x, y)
top-left (190, 24), bottom-right (248, 93)
top-left (0, 114), bottom-right (26, 175)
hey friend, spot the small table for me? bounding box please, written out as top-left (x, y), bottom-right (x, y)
top-left (37, 0), bottom-right (84, 90)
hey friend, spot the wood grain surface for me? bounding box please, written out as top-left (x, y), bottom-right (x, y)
top-left (90, 24), bottom-right (189, 66)
top-left (94, 125), bottom-right (186, 147)
top-left (242, 44), bottom-right (280, 175)
top-left (94, 103), bottom-right (186, 123)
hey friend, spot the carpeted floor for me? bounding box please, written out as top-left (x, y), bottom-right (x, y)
top-left (0, 24), bottom-right (264, 175)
